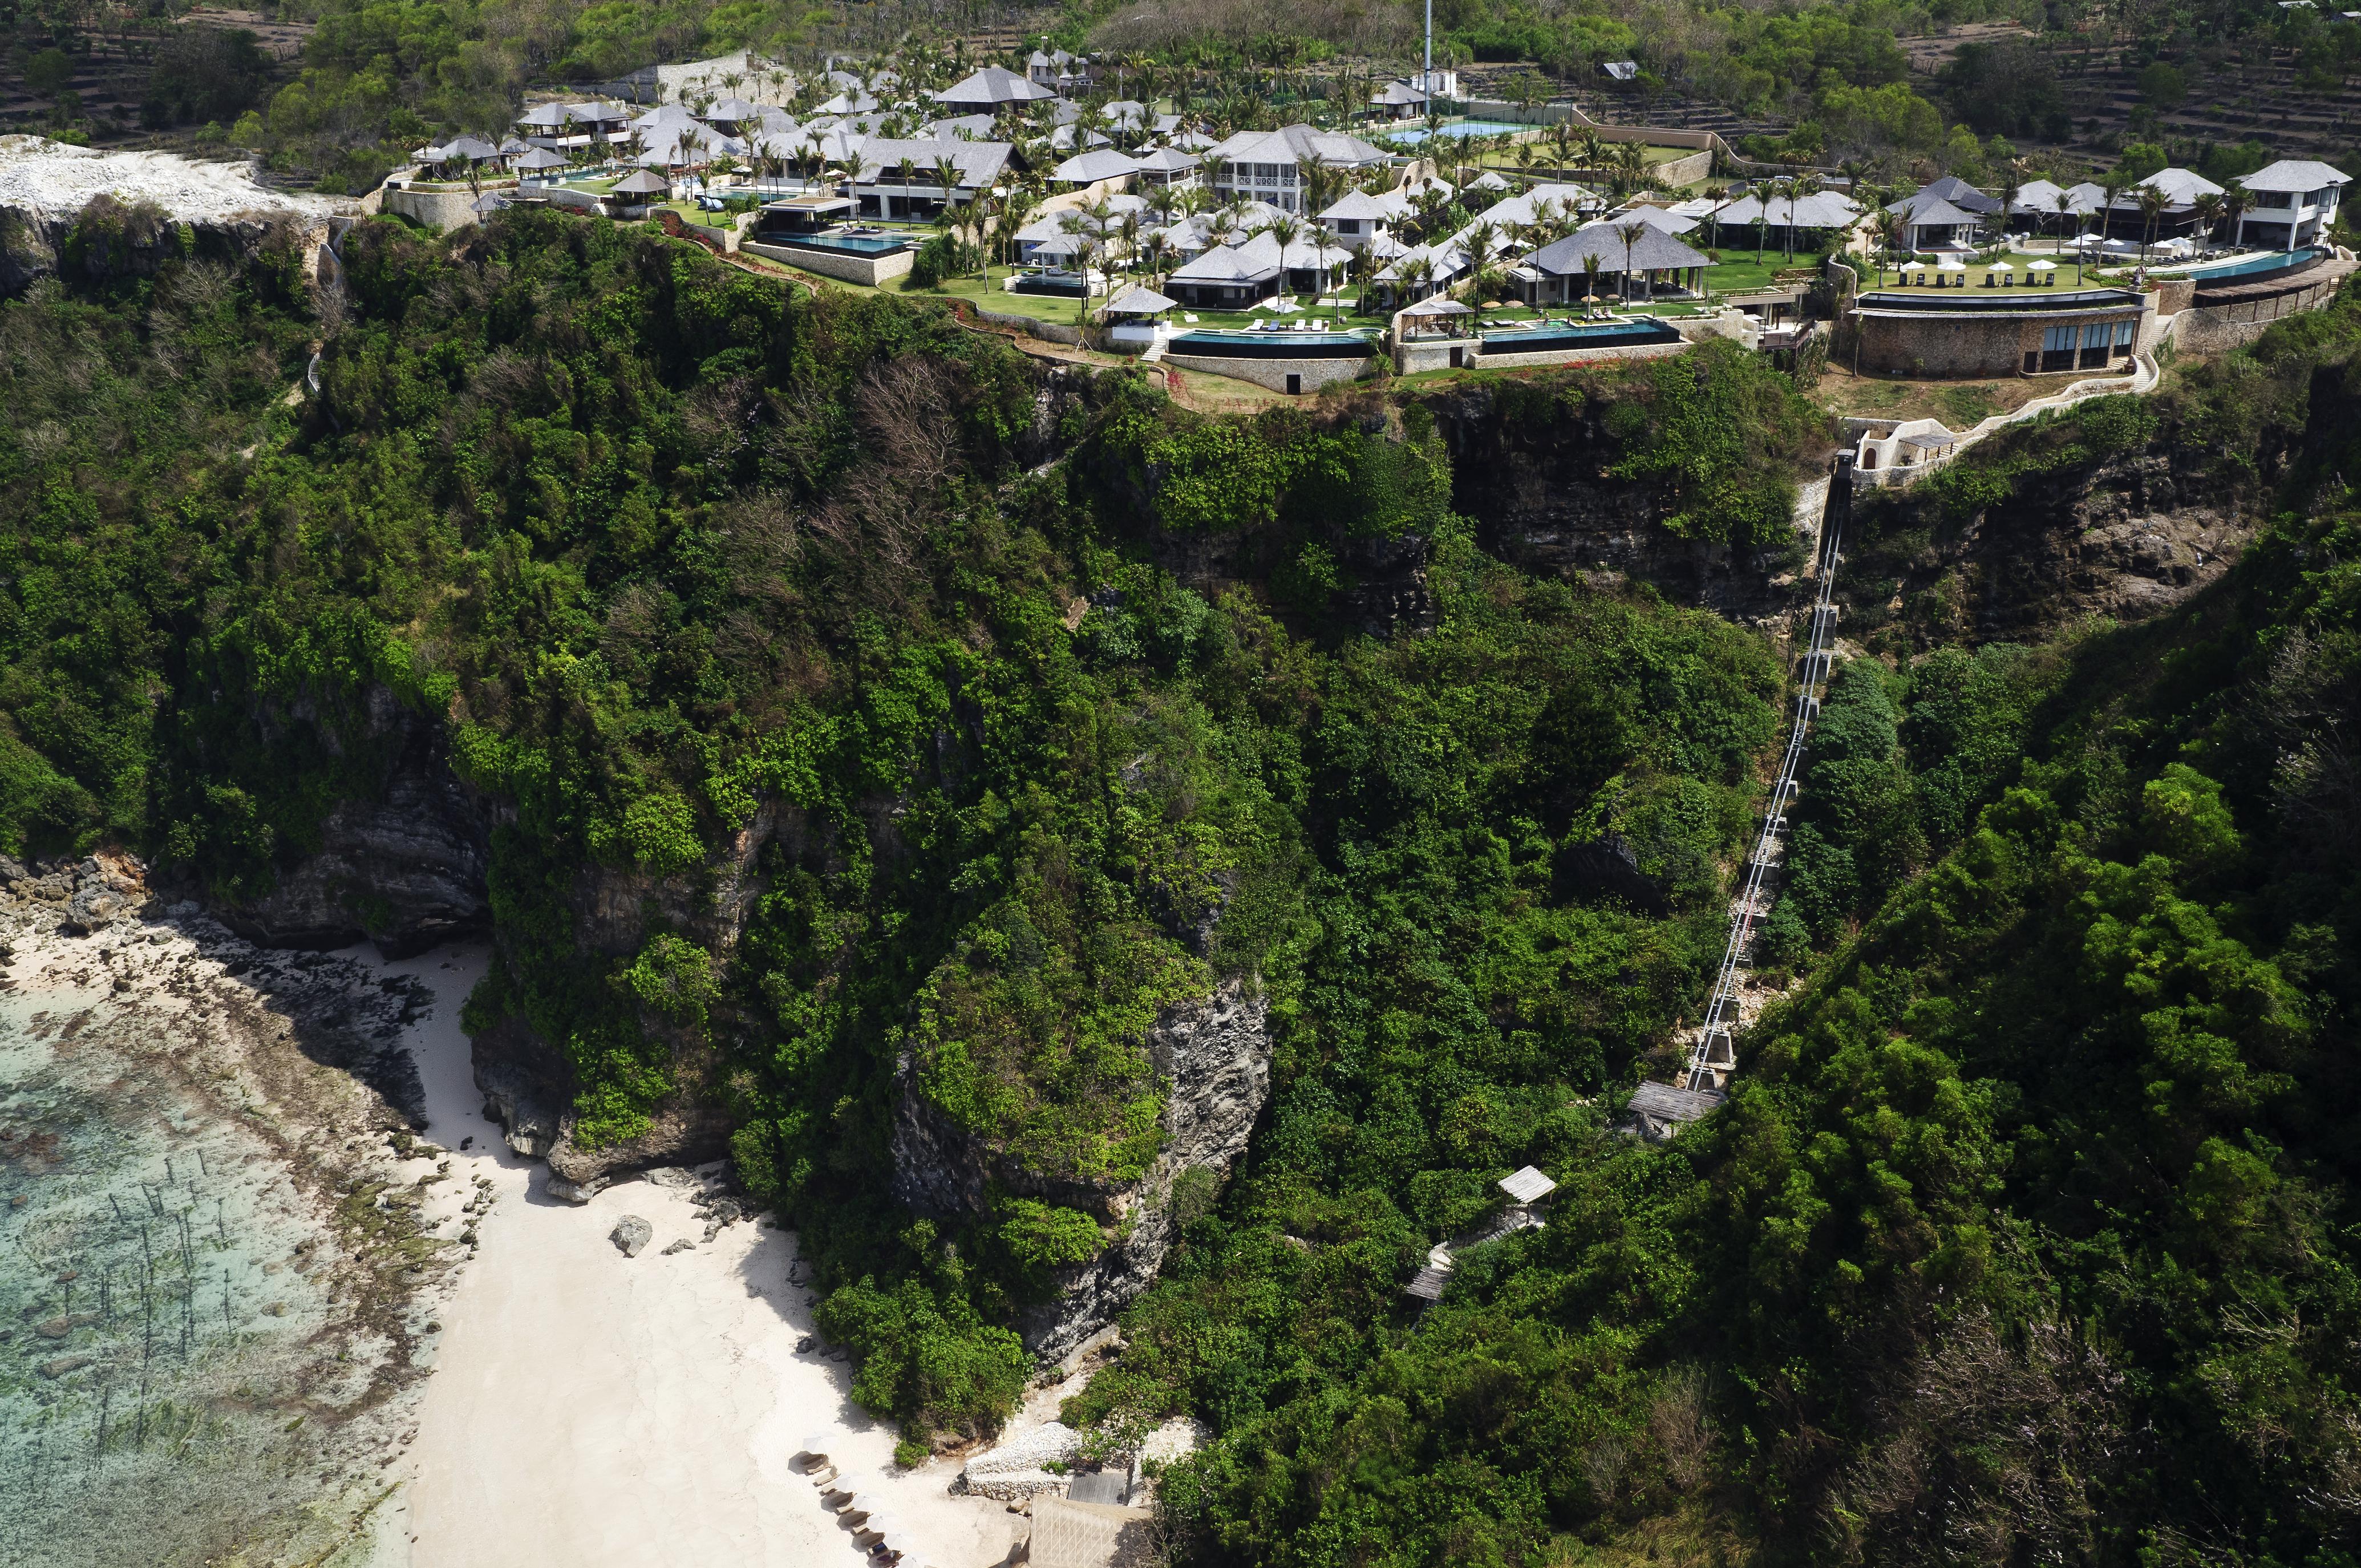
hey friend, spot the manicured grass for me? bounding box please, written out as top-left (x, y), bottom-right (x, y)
top-left (1856, 252), bottom-right (2096, 294)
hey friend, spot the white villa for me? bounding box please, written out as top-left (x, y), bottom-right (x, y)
top-left (2235, 160), bottom-right (2349, 250)
top-left (1205, 124), bottom-right (1392, 214)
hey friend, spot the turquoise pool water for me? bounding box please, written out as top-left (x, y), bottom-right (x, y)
top-left (2174, 246), bottom-right (2319, 281)
top-left (773, 232), bottom-right (913, 255)
top-left (1380, 120), bottom-right (1526, 145)
top-left (1480, 317), bottom-right (1682, 351)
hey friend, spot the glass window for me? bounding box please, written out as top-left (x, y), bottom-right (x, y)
top-left (2115, 320), bottom-right (2135, 347)
top-left (2043, 325), bottom-right (2075, 352)
top-left (2083, 322), bottom-right (2111, 350)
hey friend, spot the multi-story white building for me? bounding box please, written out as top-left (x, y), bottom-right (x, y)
top-left (1204, 125), bottom-right (1392, 214)
top-left (2235, 160), bottom-right (2348, 250)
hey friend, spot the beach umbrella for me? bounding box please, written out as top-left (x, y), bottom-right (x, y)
top-left (1935, 256), bottom-right (1965, 271)
top-left (1988, 260), bottom-right (2014, 272)
top-left (2027, 258), bottom-right (2057, 272)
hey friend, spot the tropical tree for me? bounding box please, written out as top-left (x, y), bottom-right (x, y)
top-left (2136, 184), bottom-right (2169, 266)
top-left (2191, 190), bottom-right (2225, 248)
top-left (1615, 217), bottom-right (1647, 303)
top-left (1580, 250), bottom-right (1604, 317)
top-left (1266, 210), bottom-right (1303, 302)
top-left (2221, 185), bottom-right (2253, 250)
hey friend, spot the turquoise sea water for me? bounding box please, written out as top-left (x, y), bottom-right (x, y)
top-left (1, 921), bottom-right (436, 1567)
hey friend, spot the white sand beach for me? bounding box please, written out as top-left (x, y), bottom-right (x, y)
top-left (365, 942), bottom-right (1035, 1568)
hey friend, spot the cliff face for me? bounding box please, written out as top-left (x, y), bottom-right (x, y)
top-left (475, 801), bottom-right (812, 1198)
top-left (218, 685), bottom-right (494, 958)
top-left (890, 979), bottom-right (1273, 1363)
top-left (1839, 448), bottom-right (2255, 650)
top-left (1424, 381), bottom-right (1815, 620)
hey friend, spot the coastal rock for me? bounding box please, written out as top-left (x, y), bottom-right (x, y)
top-left (892, 979), bottom-right (1273, 1364)
top-left (546, 1176), bottom-right (609, 1204)
top-left (610, 1216), bottom-right (653, 1257)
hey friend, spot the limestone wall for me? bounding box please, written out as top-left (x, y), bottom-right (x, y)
top-left (1395, 334), bottom-right (1690, 375)
top-left (382, 183), bottom-right (488, 232)
top-left (1162, 350), bottom-right (1370, 394)
top-left (1853, 299), bottom-right (2147, 378)
top-left (742, 239), bottom-right (914, 286)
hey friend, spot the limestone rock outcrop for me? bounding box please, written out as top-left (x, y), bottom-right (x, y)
top-left (891, 978), bottom-right (1273, 1364)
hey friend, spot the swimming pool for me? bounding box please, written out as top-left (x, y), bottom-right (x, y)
top-left (766, 231), bottom-right (914, 256)
top-left (2171, 246), bottom-right (2322, 282)
top-left (1168, 330), bottom-right (1376, 358)
top-left (1380, 119), bottom-right (1527, 145)
top-left (1479, 317), bottom-right (1682, 350)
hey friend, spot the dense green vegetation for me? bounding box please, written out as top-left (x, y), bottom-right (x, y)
top-left (7, 201), bottom-right (2361, 1563)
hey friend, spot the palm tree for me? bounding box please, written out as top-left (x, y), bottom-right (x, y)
top-left (1875, 210), bottom-right (1908, 286)
top-left (2191, 191), bottom-right (2225, 250)
top-left (1756, 177), bottom-right (1782, 261)
top-left (1580, 250), bottom-right (1603, 317)
top-left (2221, 187), bottom-right (2253, 252)
top-left (2098, 168), bottom-right (2135, 252)
top-left (1267, 211), bottom-right (1304, 303)
top-left (2136, 184), bottom-right (2169, 267)
top-left (1545, 119), bottom-right (1576, 184)
top-left (1615, 218), bottom-right (1647, 303)
top-left (932, 153), bottom-right (962, 227)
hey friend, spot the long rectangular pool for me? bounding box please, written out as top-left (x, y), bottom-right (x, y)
top-left (1167, 330), bottom-right (1375, 359)
top-left (1479, 318), bottom-right (1682, 351)
top-left (763, 231), bottom-right (914, 256)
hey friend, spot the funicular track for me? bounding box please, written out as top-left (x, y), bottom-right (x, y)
top-left (1634, 457), bottom-right (1853, 1135)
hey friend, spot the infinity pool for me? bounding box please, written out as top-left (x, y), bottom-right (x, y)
top-left (768, 231), bottom-right (913, 255)
top-left (1381, 119), bottom-right (1527, 145)
top-left (2173, 246), bottom-right (2321, 282)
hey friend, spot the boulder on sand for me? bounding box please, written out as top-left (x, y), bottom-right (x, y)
top-left (610, 1215), bottom-right (653, 1257)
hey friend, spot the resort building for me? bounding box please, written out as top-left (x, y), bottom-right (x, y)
top-left (1849, 283), bottom-right (2147, 377)
top-left (1165, 229), bottom-right (1350, 309)
top-left (1131, 148), bottom-right (1202, 190)
top-left (1027, 48), bottom-right (1095, 94)
top-left (1050, 149), bottom-right (1139, 189)
top-left (932, 66), bottom-right (1056, 112)
top-left (2234, 160), bottom-right (2349, 249)
top-left (1513, 223), bottom-right (1712, 305)
top-left (1886, 176), bottom-right (1999, 250)
top-left (1204, 125), bottom-right (1393, 214)
top-left (847, 139), bottom-right (1014, 218)
top-left (1368, 80), bottom-right (1435, 120)
top-left (517, 100), bottom-right (633, 153)
top-left (2099, 167), bottom-right (2225, 241)
top-left (1317, 189), bottom-right (1399, 249)
top-left (1703, 189), bottom-right (1861, 249)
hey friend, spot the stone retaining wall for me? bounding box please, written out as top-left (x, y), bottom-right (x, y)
top-left (1162, 350), bottom-right (1370, 394)
top-left (742, 239), bottom-right (913, 286)
top-left (381, 183), bottom-right (486, 232)
top-left (1852, 297), bottom-right (2149, 378)
top-left (1396, 332), bottom-right (1696, 375)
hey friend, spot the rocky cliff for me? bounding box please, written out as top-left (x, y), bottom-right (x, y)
top-left (1838, 447), bottom-right (2256, 650)
top-left (1424, 380), bottom-right (1821, 620)
top-left (890, 979), bottom-right (1273, 1363)
top-left (218, 685), bottom-right (493, 958)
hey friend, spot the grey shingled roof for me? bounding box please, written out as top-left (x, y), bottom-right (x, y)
top-left (1529, 221), bottom-right (1710, 275)
top-left (2239, 158), bottom-right (2352, 192)
top-left (932, 65), bottom-right (1055, 107)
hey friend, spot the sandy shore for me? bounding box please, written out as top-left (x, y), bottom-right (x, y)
top-left (363, 941), bottom-right (1035, 1568)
